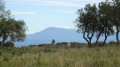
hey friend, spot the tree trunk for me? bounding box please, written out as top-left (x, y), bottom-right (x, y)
top-left (1, 39), bottom-right (5, 48)
top-left (88, 42), bottom-right (92, 47)
top-left (88, 39), bottom-right (92, 47)
top-left (83, 32), bottom-right (89, 43)
top-left (116, 26), bottom-right (119, 45)
top-left (103, 33), bottom-right (108, 46)
top-left (113, 3), bottom-right (119, 45)
top-left (0, 32), bottom-right (9, 48)
top-left (87, 32), bottom-right (94, 47)
top-left (96, 32), bottom-right (102, 46)
top-left (83, 32), bottom-right (92, 47)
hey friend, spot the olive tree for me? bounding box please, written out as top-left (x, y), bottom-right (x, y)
top-left (111, 0), bottom-right (120, 45)
top-left (0, 0), bottom-right (27, 47)
top-left (75, 4), bottom-right (98, 47)
top-left (96, 1), bottom-right (114, 46)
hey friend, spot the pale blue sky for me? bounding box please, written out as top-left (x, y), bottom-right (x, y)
top-left (5, 0), bottom-right (105, 34)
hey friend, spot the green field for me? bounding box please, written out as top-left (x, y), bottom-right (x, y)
top-left (0, 45), bottom-right (120, 67)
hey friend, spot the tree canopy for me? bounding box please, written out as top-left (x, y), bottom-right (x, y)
top-left (75, 0), bottom-right (120, 47)
top-left (75, 4), bottom-right (98, 47)
top-left (0, 0), bottom-right (27, 47)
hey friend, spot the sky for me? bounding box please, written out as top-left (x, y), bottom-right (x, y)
top-left (5, 0), bottom-right (105, 34)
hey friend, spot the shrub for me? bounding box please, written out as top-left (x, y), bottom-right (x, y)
top-left (28, 45), bottom-right (38, 47)
top-left (51, 39), bottom-right (55, 45)
top-left (0, 50), bottom-right (2, 55)
top-left (108, 41), bottom-right (117, 45)
top-left (38, 44), bottom-right (50, 47)
top-left (3, 56), bottom-right (9, 62)
top-left (56, 42), bottom-right (87, 48)
top-left (56, 42), bottom-right (68, 45)
top-left (70, 42), bottom-right (86, 48)
top-left (5, 41), bottom-right (14, 47)
top-left (92, 42), bottom-right (103, 46)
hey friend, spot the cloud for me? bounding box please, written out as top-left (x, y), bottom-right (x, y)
top-left (8, 0), bottom-right (84, 7)
top-left (12, 11), bottom-right (36, 15)
top-left (8, 0), bottom-right (105, 7)
top-left (39, 1), bottom-right (82, 7)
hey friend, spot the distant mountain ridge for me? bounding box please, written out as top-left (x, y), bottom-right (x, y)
top-left (15, 27), bottom-right (119, 47)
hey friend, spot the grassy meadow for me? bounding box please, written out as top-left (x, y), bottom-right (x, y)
top-left (0, 44), bottom-right (120, 67)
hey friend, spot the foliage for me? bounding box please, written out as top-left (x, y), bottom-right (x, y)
top-left (75, 4), bottom-right (98, 47)
top-left (108, 41), bottom-right (117, 45)
top-left (70, 42), bottom-right (87, 48)
top-left (51, 39), bottom-right (55, 45)
top-left (0, 45), bottom-right (119, 67)
top-left (56, 42), bottom-right (68, 45)
top-left (38, 44), bottom-right (51, 47)
top-left (111, 0), bottom-right (120, 45)
top-left (75, 0), bottom-right (120, 47)
top-left (98, 1), bottom-right (114, 46)
top-left (5, 41), bottom-right (14, 47)
top-left (0, 0), bottom-right (27, 47)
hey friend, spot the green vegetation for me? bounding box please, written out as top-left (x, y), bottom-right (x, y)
top-left (0, 0), bottom-right (27, 47)
top-left (75, 0), bottom-right (120, 47)
top-left (51, 39), bottom-right (55, 45)
top-left (0, 44), bottom-right (120, 67)
top-left (0, 0), bottom-right (120, 67)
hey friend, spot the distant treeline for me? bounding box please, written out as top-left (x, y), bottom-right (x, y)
top-left (27, 41), bottom-right (117, 48)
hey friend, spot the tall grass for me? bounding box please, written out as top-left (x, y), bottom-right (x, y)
top-left (0, 45), bottom-right (120, 67)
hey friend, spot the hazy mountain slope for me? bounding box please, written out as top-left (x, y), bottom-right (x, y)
top-left (15, 27), bottom-right (119, 47)
top-left (15, 27), bottom-right (84, 47)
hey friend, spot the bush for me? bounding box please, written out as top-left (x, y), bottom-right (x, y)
top-left (28, 45), bottom-right (38, 47)
top-left (70, 42), bottom-right (87, 48)
top-left (56, 42), bottom-right (87, 48)
top-left (56, 42), bottom-right (68, 45)
top-left (108, 41), bottom-right (117, 45)
top-left (5, 41), bottom-right (14, 47)
top-left (51, 39), bottom-right (55, 45)
top-left (38, 44), bottom-right (50, 47)
top-left (3, 56), bottom-right (9, 62)
top-left (92, 42), bottom-right (103, 46)
top-left (0, 50), bottom-right (2, 55)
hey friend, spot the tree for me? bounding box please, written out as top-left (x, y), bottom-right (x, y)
top-left (96, 1), bottom-right (114, 46)
top-left (0, 0), bottom-right (10, 20)
top-left (0, 18), bottom-right (27, 47)
top-left (75, 4), bottom-right (98, 47)
top-left (0, 0), bottom-right (27, 47)
top-left (51, 39), bottom-right (55, 45)
top-left (75, 0), bottom-right (120, 46)
top-left (111, 0), bottom-right (120, 45)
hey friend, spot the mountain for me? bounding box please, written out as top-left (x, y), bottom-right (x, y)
top-left (15, 27), bottom-right (119, 47)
